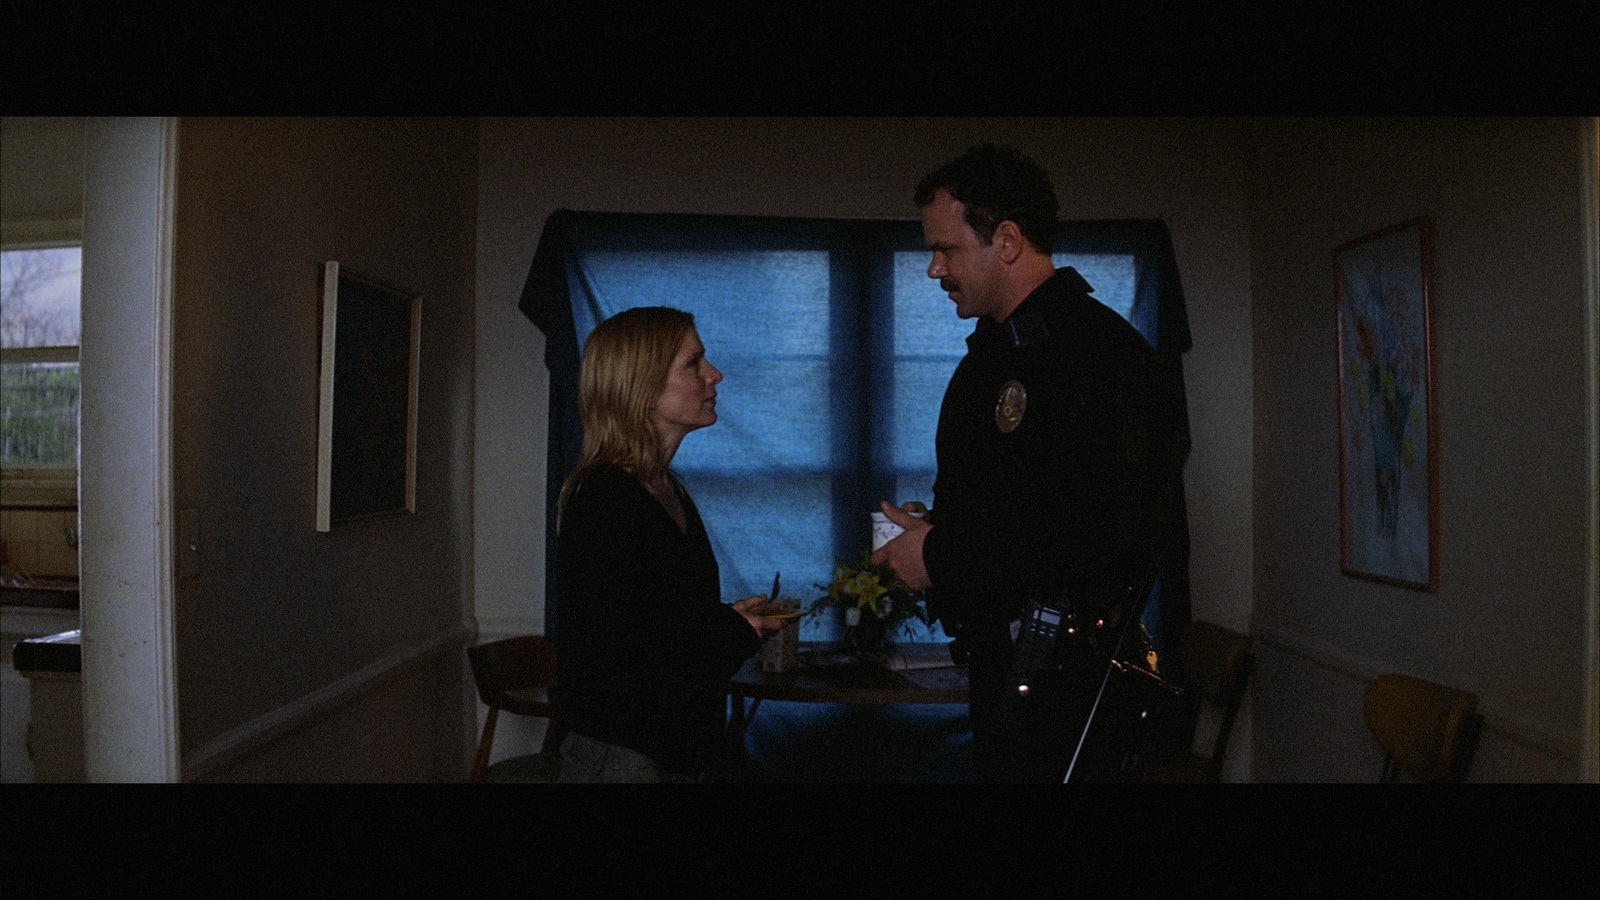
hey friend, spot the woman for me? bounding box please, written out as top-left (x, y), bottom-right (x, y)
top-left (555, 306), bottom-right (783, 782)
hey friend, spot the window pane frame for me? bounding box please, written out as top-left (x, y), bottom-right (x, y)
top-left (1, 243), bottom-right (82, 487)
top-left (535, 212), bottom-right (1189, 645)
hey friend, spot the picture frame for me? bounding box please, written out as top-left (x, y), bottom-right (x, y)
top-left (316, 262), bottom-right (421, 532)
top-left (1335, 219), bottom-right (1439, 591)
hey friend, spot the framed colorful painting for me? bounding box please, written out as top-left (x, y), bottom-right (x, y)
top-left (1335, 218), bottom-right (1439, 592)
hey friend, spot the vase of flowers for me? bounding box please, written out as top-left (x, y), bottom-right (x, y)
top-left (808, 551), bottom-right (931, 661)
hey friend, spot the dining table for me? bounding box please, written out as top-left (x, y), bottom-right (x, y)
top-left (722, 641), bottom-right (970, 779)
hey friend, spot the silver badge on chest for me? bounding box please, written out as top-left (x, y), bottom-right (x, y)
top-left (995, 380), bottom-right (1027, 433)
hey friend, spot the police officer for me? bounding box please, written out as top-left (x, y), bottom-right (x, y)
top-left (872, 144), bottom-right (1181, 783)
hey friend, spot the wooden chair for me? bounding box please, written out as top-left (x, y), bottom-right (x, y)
top-left (466, 635), bottom-right (564, 783)
top-left (1364, 672), bottom-right (1483, 783)
top-left (1141, 620), bottom-right (1255, 783)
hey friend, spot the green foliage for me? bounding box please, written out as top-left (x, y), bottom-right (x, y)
top-left (808, 549), bottom-right (932, 642)
top-left (1, 363), bottom-right (80, 465)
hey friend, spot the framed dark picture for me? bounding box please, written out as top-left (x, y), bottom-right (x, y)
top-left (316, 262), bottom-right (420, 532)
top-left (1335, 219), bottom-right (1439, 591)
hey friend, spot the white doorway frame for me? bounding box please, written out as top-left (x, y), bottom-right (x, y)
top-left (1583, 117), bottom-right (1600, 783)
top-left (79, 117), bottom-right (179, 781)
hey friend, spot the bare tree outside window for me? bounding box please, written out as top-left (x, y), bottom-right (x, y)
top-left (2, 248), bottom-right (81, 348)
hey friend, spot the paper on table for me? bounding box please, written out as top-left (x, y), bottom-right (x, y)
top-left (900, 666), bottom-right (969, 692)
top-left (884, 643), bottom-right (960, 671)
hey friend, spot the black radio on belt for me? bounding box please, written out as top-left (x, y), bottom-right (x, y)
top-left (990, 599), bottom-right (1072, 741)
top-left (1011, 600), bottom-right (1064, 674)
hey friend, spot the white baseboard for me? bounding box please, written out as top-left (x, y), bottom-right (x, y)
top-left (472, 616), bottom-right (544, 644)
top-left (1253, 624), bottom-right (1580, 766)
top-left (182, 623), bottom-right (471, 781)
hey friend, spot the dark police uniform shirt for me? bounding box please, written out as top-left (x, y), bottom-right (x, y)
top-left (922, 267), bottom-right (1173, 652)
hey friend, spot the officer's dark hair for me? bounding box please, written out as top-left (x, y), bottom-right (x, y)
top-left (914, 143), bottom-right (1059, 254)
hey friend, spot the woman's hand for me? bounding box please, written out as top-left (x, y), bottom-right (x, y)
top-left (733, 595), bottom-right (785, 639)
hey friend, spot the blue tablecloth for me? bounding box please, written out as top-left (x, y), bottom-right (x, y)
top-left (737, 700), bottom-right (973, 783)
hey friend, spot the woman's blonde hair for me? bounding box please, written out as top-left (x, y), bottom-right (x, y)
top-left (557, 306), bottom-right (697, 524)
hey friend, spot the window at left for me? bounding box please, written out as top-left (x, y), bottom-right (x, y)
top-left (1, 245), bottom-right (81, 580)
top-left (1, 246), bottom-right (80, 466)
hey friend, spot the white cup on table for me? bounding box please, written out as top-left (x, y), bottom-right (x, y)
top-left (760, 597), bottom-right (800, 673)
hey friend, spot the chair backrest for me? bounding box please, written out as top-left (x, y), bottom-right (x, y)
top-left (1363, 672), bottom-right (1482, 783)
top-left (467, 635), bottom-right (559, 709)
top-left (1176, 620), bottom-right (1254, 781)
top-left (1178, 620), bottom-right (1254, 707)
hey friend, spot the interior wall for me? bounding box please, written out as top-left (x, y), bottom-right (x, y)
top-left (171, 118), bottom-right (479, 781)
top-left (473, 118), bottom-right (1256, 771)
top-left (0, 116), bottom-right (85, 245)
top-left (1244, 118), bottom-right (1590, 781)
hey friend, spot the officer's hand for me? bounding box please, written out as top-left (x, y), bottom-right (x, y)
top-left (869, 501), bottom-right (932, 592)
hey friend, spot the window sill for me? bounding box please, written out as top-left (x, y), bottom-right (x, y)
top-left (1, 580), bottom-right (79, 609)
top-left (0, 471), bottom-right (77, 509)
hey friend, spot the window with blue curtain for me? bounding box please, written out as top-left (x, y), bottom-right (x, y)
top-left (521, 210), bottom-right (1192, 782)
top-left (520, 210), bottom-right (1191, 652)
